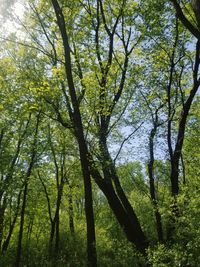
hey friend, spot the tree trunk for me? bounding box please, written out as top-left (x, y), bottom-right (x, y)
top-left (148, 127), bottom-right (164, 243)
top-left (55, 216), bottom-right (60, 255)
top-left (15, 113), bottom-right (40, 267)
top-left (169, 39), bottom-right (200, 197)
top-left (94, 135), bottom-right (148, 253)
top-left (90, 166), bottom-right (148, 254)
top-left (51, 1), bottom-right (97, 266)
top-left (15, 182), bottom-right (28, 267)
top-left (49, 220), bottom-right (56, 256)
top-left (76, 136), bottom-right (97, 266)
top-left (68, 185), bottom-right (75, 234)
top-left (50, 183), bottom-right (64, 256)
top-left (2, 190), bottom-right (22, 253)
top-left (0, 197), bottom-right (6, 250)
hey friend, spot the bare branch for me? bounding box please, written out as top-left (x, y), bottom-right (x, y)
top-left (170, 0), bottom-right (200, 39)
top-left (114, 123), bottom-right (144, 163)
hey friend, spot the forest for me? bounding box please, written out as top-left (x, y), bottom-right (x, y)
top-left (0, 0), bottom-right (199, 266)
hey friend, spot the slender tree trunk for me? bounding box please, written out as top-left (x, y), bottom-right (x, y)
top-left (55, 216), bottom-right (60, 255)
top-left (49, 184), bottom-right (64, 256)
top-left (68, 185), bottom-right (75, 234)
top-left (170, 40), bottom-right (200, 197)
top-left (54, 186), bottom-right (63, 255)
top-left (39, 171), bottom-right (63, 258)
top-left (27, 217), bottom-right (34, 247)
top-left (148, 127), bottom-right (164, 243)
top-left (15, 113), bottom-right (40, 267)
top-left (15, 182), bottom-right (28, 267)
top-left (0, 197), bottom-right (6, 250)
top-left (76, 136), bottom-right (97, 267)
top-left (49, 220), bottom-right (56, 256)
top-left (0, 118), bottom-right (31, 253)
top-left (38, 173), bottom-right (55, 256)
top-left (2, 190), bottom-right (22, 253)
top-left (49, 218), bottom-right (59, 257)
top-left (180, 153), bottom-right (186, 185)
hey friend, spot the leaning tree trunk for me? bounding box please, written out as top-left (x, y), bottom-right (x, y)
top-left (90, 164), bottom-right (148, 254)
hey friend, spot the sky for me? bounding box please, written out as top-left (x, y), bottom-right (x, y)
top-left (0, 0), bottom-right (24, 33)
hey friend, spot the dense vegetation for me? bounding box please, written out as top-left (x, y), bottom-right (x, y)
top-left (0, 0), bottom-right (200, 266)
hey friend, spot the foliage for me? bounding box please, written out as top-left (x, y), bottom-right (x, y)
top-left (0, 0), bottom-right (199, 266)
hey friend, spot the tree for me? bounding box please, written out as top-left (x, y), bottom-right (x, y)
top-left (0, 0), bottom-right (199, 266)
top-left (15, 112), bottom-right (41, 267)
